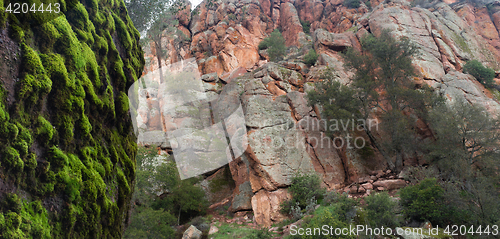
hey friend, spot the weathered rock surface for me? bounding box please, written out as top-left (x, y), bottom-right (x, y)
top-left (182, 225), bottom-right (202, 239)
top-left (251, 189), bottom-right (291, 227)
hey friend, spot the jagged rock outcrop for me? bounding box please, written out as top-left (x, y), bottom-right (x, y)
top-left (0, 0), bottom-right (144, 237)
top-left (139, 0), bottom-right (500, 228)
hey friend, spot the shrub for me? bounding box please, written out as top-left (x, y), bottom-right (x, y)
top-left (288, 195), bottom-right (358, 238)
top-left (258, 29), bottom-right (286, 62)
top-left (364, 192), bottom-right (400, 228)
top-left (399, 178), bottom-right (459, 226)
top-left (300, 20), bottom-right (311, 34)
top-left (365, 1), bottom-right (372, 10)
top-left (281, 173), bottom-right (325, 215)
top-left (123, 207), bottom-right (176, 239)
top-left (344, 0), bottom-right (361, 8)
top-left (463, 60), bottom-right (495, 86)
top-left (303, 49), bottom-right (318, 66)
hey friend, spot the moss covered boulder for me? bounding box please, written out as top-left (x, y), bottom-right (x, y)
top-left (0, 0), bottom-right (144, 237)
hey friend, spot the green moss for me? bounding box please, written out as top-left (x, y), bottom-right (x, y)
top-left (19, 44), bottom-right (52, 105)
top-left (12, 140), bottom-right (29, 158)
top-left (26, 153), bottom-right (37, 171)
top-left (36, 116), bottom-right (54, 141)
top-left (113, 13), bottom-right (132, 51)
top-left (0, 0), bottom-right (5, 27)
top-left (10, 24), bottom-right (25, 42)
top-left (116, 92), bottom-right (129, 114)
top-left (5, 123), bottom-right (19, 141)
top-left (38, 22), bottom-right (61, 52)
top-left (2, 0), bottom-right (144, 236)
top-left (78, 114), bottom-right (93, 139)
top-left (40, 53), bottom-right (70, 87)
top-left (49, 146), bottom-right (69, 168)
top-left (2, 147), bottom-right (24, 172)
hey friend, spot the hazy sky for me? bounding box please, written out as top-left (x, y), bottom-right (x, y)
top-left (190, 0), bottom-right (203, 9)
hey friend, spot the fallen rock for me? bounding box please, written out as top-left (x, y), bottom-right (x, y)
top-left (361, 183), bottom-right (373, 190)
top-left (372, 179), bottom-right (407, 190)
top-left (182, 225), bottom-right (202, 239)
top-left (208, 225), bottom-right (219, 235)
top-left (313, 28), bottom-right (353, 52)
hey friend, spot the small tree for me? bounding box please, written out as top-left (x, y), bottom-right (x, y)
top-left (463, 60), bottom-right (496, 86)
top-left (125, 0), bottom-right (186, 83)
top-left (280, 173), bottom-right (325, 215)
top-left (303, 49), bottom-right (318, 66)
top-left (426, 99), bottom-right (500, 175)
top-left (300, 20), bottom-right (311, 34)
top-left (399, 178), bottom-right (464, 226)
top-left (344, 0), bottom-right (361, 8)
top-left (364, 192), bottom-right (400, 228)
top-left (423, 100), bottom-right (500, 226)
top-left (258, 29), bottom-right (286, 62)
top-left (308, 30), bottom-right (439, 171)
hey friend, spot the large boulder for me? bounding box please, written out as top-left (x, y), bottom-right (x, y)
top-left (251, 189), bottom-right (291, 227)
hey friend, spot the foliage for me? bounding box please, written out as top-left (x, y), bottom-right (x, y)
top-left (365, 1), bottom-right (372, 10)
top-left (422, 100), bottom-right (500, 227)
top-left (463, 60), bottom-right (495, 87)
top-left (303, 49), bottom-right (318, 66)
top-left (364, 192), bottom-right (400, 228)
top-left (212, 223), bottom-right (276, 239)
top-left (125, 146), bottom-right (209, 237)
top-left (344, 0), bottom-right (361, 8)
top-left (308, 29), bottom-right (440, 171)
top-left (426, 99), bottom-right (500, 178)
top-left (300, 20), bottom-right (311, 34)
top-left (280, 173), bottom-right (325, 215)
top-left (258, 29), bottom-right (286, 62)
top-left (124, 207), bottom-right (176, 239)
top-left (288, 194), bottom-right (358, 239)
top-left (125, 0), bottom-right (185, 83)
top-left (399, 178), bottom-right (464, 226)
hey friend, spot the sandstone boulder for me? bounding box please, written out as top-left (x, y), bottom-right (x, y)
top-left (372, 179), bottom-right (406, 190)
top-left (251, 189), bottom-right (291, 227)
top-left (182, 225), bottom-right (202, 239)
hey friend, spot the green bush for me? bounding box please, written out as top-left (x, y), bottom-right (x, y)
top-left (281, 173), bottom-right (325, 215)
top-left (300, 20), bottom-right (311, 34)
top-left (399, 178), bottom-right (462, 226)
top-left (123, 207), bottom-right (176, 239)
top-left (344, 0), bottom-right (361, 8)
top-left (364, 192), bottom-right (400, 228)
top-left (258, 29), bottom-right (286, 62)
top-left (303, 49), bottom-right (318, 66)
top-left (463, 60), bottom-right (495, 86)
top-left (288, 195), bottom-right (358, 239)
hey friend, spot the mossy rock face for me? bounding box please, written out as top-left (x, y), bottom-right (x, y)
top-left (0, 0), bottom-right (144, 238)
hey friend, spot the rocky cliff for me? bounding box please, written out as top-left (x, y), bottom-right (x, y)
top-left (138, 0), bottom-right (500, 227)
top-left (0, 0), bottom-right (143, 237)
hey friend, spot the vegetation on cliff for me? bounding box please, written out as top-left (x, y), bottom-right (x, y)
top-left (0, 0), bottom-right (144, 237)
top-left (258, 29), bottom-right (287, 62)
top-left (124, 146), bottom-right (209, 238)
top-left (307, 30), bottom-right (500, 234)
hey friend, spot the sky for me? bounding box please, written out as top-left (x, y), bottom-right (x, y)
top-left (189, 0), bottom-right (203, 9)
